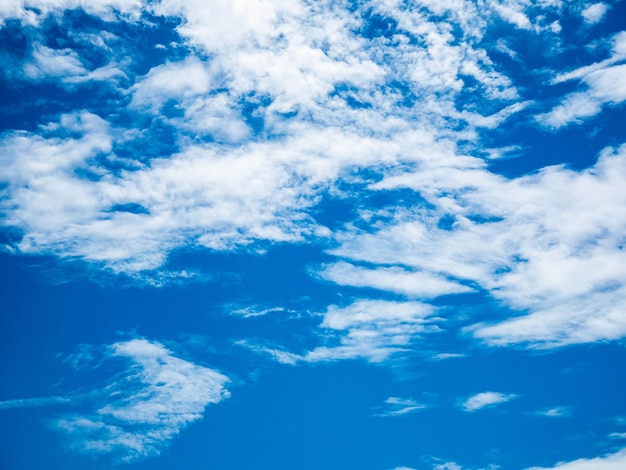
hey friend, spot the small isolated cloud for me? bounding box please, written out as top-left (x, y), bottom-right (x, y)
top-left (534, 407), bottom-right (571, 418)
top-left (581, 3), bottom-right (609, 25)
top-left (609, 433), bottom-right (626, 440)
top-left (53, 338), bottom-right (230, 463)
top-left (230, 305), bottom-right (290, 318)
top-left (461, 391), bottom-right (517, 412)
top-left (526, 447), bottom-right (626, 469)
top-left (431, 353), bottom-right (465, 361)
top-left (374, 397), bottom-right (428, 417)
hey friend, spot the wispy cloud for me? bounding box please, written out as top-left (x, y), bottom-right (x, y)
top-left (0, 395), bottom-right (79, 409)
top-left (538, 31), bottom-right (626, 128)
top-left (526, 447), bottom-right (626, 469)
top-left (374, 397), bottom-right (429, 417)
top-left (533, 407), bottom-right (571, 418)
top-left (331, 145), bottom-right (626, 348)
top-left (430, 353), bottom-right (465, 361)
top-left (53, 338), bottom-right (230, 463)
top-left (316, 262), bottom-right (472, 298)
top-left (460, 392), bottom-right (517, 412)
top-left (229, 305), bottom-right (294, 318)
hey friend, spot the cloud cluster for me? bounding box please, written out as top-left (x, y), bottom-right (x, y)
top-left (54, 339), bottom-right (230, 463)
top-left (1, 0), bottom-right (625, 354)
top-left (327, 144), bottom-right (626, 348)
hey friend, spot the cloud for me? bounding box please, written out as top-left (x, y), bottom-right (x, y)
top-left (581, 3), bottom-right (609, 25)
top-left (303, 299), bottom-right (439, 363)
top-left (460, 392), bottom-right (517, 412)
top-left (230, 305), bottom-right (290, 318)
top-left (534, 407), bottom-right (571, 418)
top-left (434, 463), bottom-right (464, 470)
top-left (240, 299), bottom-right (441, 364)
top-left (538, 32), bottom-right (626, 128)
top-left (374, 397), bottom-right (429, 417)
top-left (315, 261), bottom-right (473, 298)
top-left (526, 448), bottom-right (626, 470)
top-left (53, 338), bottom-right (230, 463)
top-left (0, 395), bottom-right (78, 409)
top-left (330, 145), bottom-right (626, 348)
top-left (431, 353), bottom-right (465, 361)
top-left (0, 0), bottom-right (537, 278)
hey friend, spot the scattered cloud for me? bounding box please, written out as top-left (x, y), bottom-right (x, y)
top-left (431, 353), bottom-right (465, 361)
top-left (374, 397), bottom-right (429, 417)
top-left (332, 144), bottom-right (626, 348)
top-left (434, 463), bottom-right (464, 470)
top-left (538, 31), bottom-right (626, 128)
top-left (461, 392), bottom-right (517, 412)
top-left (534, 407), bottom-right (571, 418)
top-left (526, 447), bottom-right (626, 470)
top-left (0, 395), bottom-right (78, 409)
top-left (230, 305), bottom-right (291, 318)
top-left (303, 299), bottom-right (440, 363)
top-left (53, 338), bottom-right (230, 463)
top-left (581, 3), bottom-right (610, 25)
top-left (316, 262), bottom-right (473, 298)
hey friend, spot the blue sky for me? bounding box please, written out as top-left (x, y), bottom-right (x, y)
top-left (1, 0), bottom-right (626, 468)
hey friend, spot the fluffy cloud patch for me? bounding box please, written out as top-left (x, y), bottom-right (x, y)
top-left (460, 391), bottom-right (517, 412)
top-left (581, 3), bottom-right (609, 25)
top-left (527, 448), bottom-right (626, 470)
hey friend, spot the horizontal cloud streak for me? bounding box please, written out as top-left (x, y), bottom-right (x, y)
top-left (461, 391), bottom-right (517, 412)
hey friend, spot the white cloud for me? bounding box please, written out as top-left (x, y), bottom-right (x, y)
top-left (538, 32), bottom-right (626, 128)
top-left (534, 407), bottom-right (571, 418)
top-left (609, 433), bottom-right (626, 440)
top-left (331, 145), bottom-right (626, 348)
top-left (242, 299), bottom-right (440, 364)
top-left (461, 391), bottom-right (517, 412)
top-left (230, 305), bottom-right (290, 318)
top-left (303, 299), bottom-right (438, 363)
top-left (0, 395), bottom-right (76, 409)
top-left (434, 463), bottom-right (464, 470)
top-left (431, 353), bottom-right (465, 361)
top-left (581, 3), bottom-right (609, 25)
top-left (54, 338), bottom-right (230, 463)
top-left (375, 397), bottom-right (429, 417)
top-left (0, 0), bottom-right (541, 279)
top-left (316, 261), bottom-right (473, 298)
top-left (526, 448), bottom-right (626, 470)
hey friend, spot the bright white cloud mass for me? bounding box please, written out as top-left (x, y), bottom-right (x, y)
top-left (0, 0), bottom-right (624, 469)
top-left (461, 391), bottom-right (517, 412)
